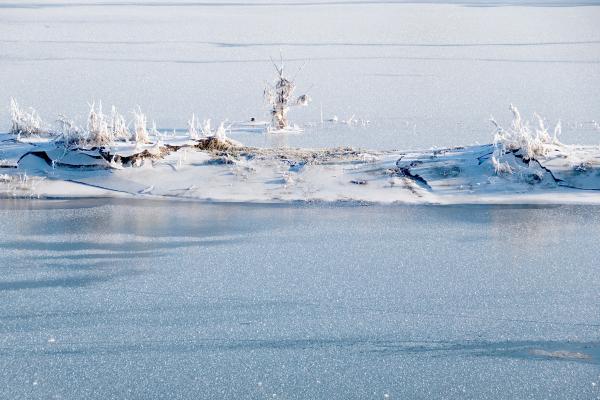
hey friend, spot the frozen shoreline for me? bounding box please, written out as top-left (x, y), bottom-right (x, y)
top-left (3, 133), bottom-right (600, 205)
top-left (3, 102), bottom-right (600, 205)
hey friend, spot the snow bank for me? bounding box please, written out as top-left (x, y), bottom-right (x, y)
top-left (2, 100), bottom-right (600, 204)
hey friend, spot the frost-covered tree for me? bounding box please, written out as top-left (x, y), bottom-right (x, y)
top-left (264, 56), bottom-right (310, 131)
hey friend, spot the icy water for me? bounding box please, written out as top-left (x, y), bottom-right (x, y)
top-left (0, 199), bottom-right (598, 399)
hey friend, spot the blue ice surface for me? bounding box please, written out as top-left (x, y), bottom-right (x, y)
top-left (0, 199), bottom-right (598, 399)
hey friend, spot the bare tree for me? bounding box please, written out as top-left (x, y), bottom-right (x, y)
top-left (264, 55), bottom-right (310, 131)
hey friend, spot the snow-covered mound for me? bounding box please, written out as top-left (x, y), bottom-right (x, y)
top-left (1, 102), bottom-right (599, 204)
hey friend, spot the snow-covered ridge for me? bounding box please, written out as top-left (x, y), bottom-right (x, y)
top-left (2, 99), bottom-right (600, 204)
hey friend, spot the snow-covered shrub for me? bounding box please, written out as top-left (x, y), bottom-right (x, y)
top-left (87, 102), bottom-right (113, 147)
top-left (201, 118), bottom-right (211, 137)
top-left (214, 122), bottom-right (227, 140)
top-left (132, 107), bottom-right (149, 144)
top-left (9, 98), bottom-right (45, 136)
top-left (491, 104), bottom-right (561, 163)
top-left (489, 105), bottom-right (564, 178)
top-left (188, 114), bottom-right (200, 140)
top-left (110, 106), bottom-right (130, 141)
top-left (56, 114), bottom-right (85, 148)
top-left (197, 118), bottom-right (229, 140)
top-left (150, 121), bottom-right (160, 138)
top-left (148, 120), bottom-right (163, 148)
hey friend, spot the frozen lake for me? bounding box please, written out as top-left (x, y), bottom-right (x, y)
top-left (1, 1), bottom-right (599, 149)
top-left (1, 1), bottom-right (600, 398)
top-left (0, 199), bottom-right (598, 399)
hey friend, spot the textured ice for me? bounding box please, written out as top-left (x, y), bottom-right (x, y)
top-left (0, 200), bottom-right (599, 399)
